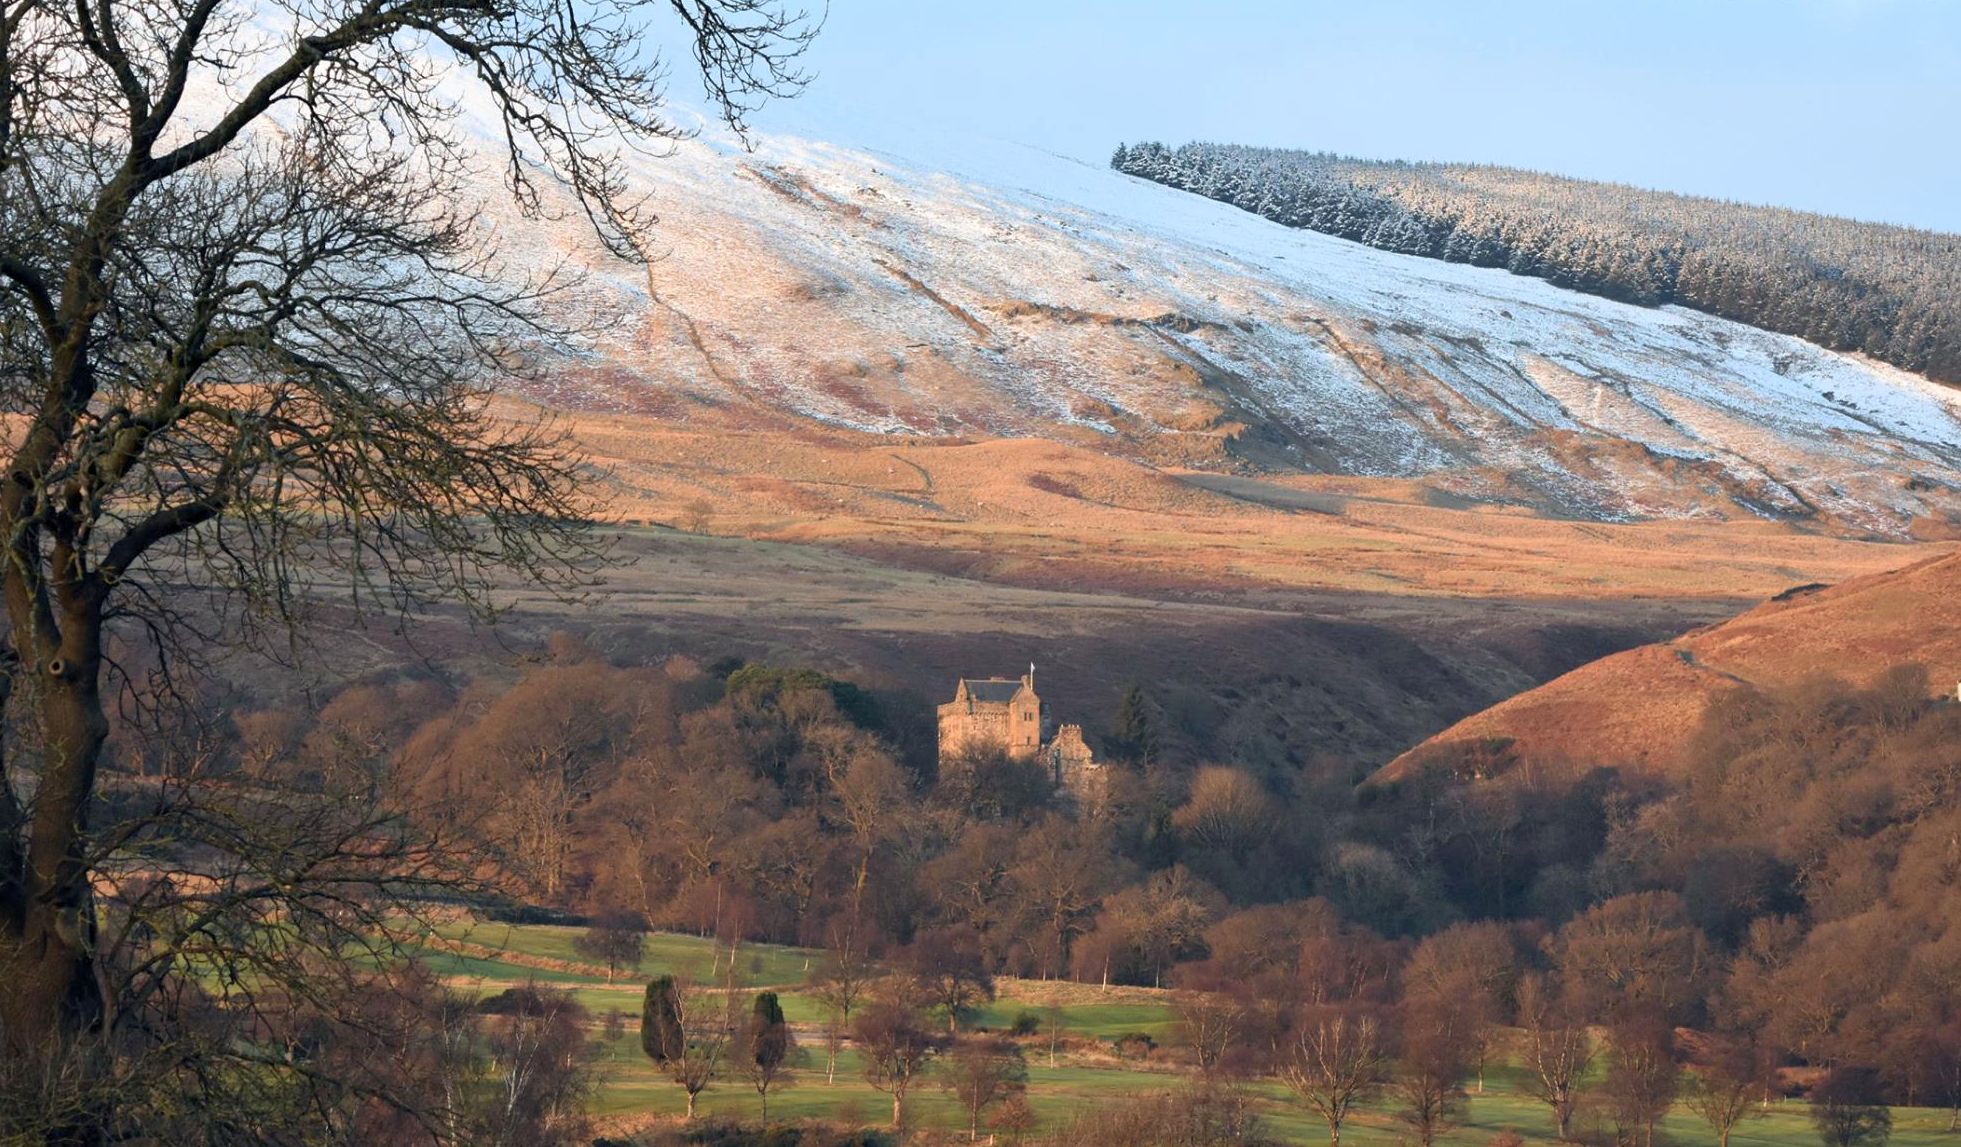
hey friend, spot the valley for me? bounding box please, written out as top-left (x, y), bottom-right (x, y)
top-left (138, 113), bottom-right (1961, 1147)
top-left (8, 5), bottom-right (1960, 1144)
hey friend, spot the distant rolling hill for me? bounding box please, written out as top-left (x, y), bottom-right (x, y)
top-left (1370, 549), bottom-right (1961, 785)
top-left (442, 107), bottom-right (1961, 541)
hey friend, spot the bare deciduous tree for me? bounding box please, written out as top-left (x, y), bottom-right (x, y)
top-left (1687, 1034), bottom-right (1772, 1147)
top-left (477, 984), bottom-right (597, 1147)
top-left (854, 993), bottom-right (944, 1129)
top-left (1520, 975), bottom-right (1598, 1141)
top-left (1402, 920), bottom-right (1518, 1093)
top-left (1171, 987), bottom-right (1248, 1077)
top-left (640, 974), bottom-right (737, 1120)
top-left (1604, 1014), bottom-right (1680, 1147)
top-left (1043, 997), bottom-right (1068, 1069)
top-left (0, 0), bottom-right (815, 1134)
top-left (1007, 814), bottom-right (1116, 981)
top-left (1812, 1068), bottom-right (1893, 1147)
top-left (821, 732), bottom-right (912, 928)
top-left (1394, 1001), bottom-right (1471, 1147)
top-left (1280, 1007), bottom-right (1387, 1147)
top-left (904, 924), bottom-right (996, 1034)
top-left (941, 1037), bottom-right (1027, 1142)
top-left (574, 908), bottom-right (648, 985)
top-left (810, 931), bottom-right (876, 1085)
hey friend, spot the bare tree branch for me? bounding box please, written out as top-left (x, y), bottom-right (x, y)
top-left (0, 0), bottom-right (818, 1137)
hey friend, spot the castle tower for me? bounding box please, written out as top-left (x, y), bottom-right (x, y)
top-left (1047, 723), bottom-right (1105, 806)
top-left (937, 672), bottom-right (1046, 762)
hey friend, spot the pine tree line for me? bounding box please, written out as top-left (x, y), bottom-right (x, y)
top-left (1111, 141), bottom-right (1961, 384)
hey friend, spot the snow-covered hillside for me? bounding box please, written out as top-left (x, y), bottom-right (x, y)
top-left (473, 110), bottom-right (1961, 538)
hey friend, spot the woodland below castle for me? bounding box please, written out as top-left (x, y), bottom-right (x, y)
top-left (118, 635), bottom-right (1961, 1114)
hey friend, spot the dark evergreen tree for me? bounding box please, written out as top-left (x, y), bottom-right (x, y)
top-left (745, 990), bottom-right (795, 1119)
top-left (1110, 684), bottom-right (1160, 767)
top-left (641, 975), bottom-right (684, 1064)
top-left (1110, 141), bottom-right (1961, 384)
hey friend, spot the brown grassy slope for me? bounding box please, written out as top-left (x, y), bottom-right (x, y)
top-left (1370, 549), bottom-right (1961, 783)
top-left (540, 399), bottom-right (1942, 606)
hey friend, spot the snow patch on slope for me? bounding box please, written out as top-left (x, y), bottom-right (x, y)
top-left (439, 93), bottom-right (1961, 536)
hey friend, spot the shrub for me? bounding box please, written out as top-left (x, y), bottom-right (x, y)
top-left (1811, 1069), bottom-right (1892, 1147)
top-left (482, 903), bottom-right (587, 926)
top-left (477, 985), bottom-right (557, 1016)
top-left (643, 1120), bottom-right (897, 1146)
top-left (1009, 1010), bottom-right (1043, 1036)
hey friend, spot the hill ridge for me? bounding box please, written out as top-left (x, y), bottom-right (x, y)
top-left (1371, 548), bottom-right (1961, 784)
top-left (1111, 140), bottom-right (1961, 384)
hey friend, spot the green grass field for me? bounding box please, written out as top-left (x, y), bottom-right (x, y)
top-left (972, 998), bottom-right (1176, 1041)
top-left (429, 920), bottom-right (822, 986)
top-left (431, 920), bottom-right (1948, 1145)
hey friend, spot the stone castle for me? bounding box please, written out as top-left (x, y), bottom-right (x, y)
top-left (937, 668), bottom-right (1104, 803)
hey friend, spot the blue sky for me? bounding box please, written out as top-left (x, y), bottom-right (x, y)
top-left (687, 0), bottom-right (1961, 232)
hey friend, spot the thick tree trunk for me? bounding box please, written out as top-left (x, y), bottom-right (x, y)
top-left (0, 632), bottom-right (108, 1054)
top-left (853, 852), bottom-right (871, 927)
